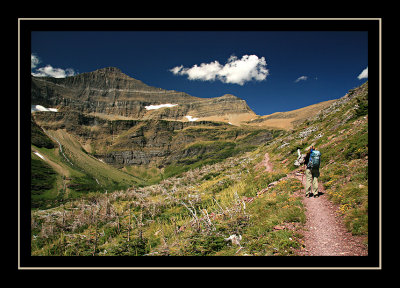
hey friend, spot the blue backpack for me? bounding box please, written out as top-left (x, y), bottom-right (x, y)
top-left (307, 150), bottom-right (321, 169)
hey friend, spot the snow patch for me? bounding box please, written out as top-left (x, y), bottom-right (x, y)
top-left (31, 105), bottom-right (58, 112)
top-left (185, 115), bottom-right (199, 122)
top-left (33, 151), bottom-right (45, 161)
top-left (145, 103), bottom-right (178, 110)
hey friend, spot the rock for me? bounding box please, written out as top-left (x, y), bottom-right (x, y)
top-left (257, 188), bottom-right (269, 196)
top-left (274, 225), bottom-right (285, 230)
top-left (224, 234), bottom-right (242, 246)
top-left (242, 196), bottom-right (254, 203)
top-left (278, 142), bottom-right (290, 149)
top-left (268, 181), bottom-right (278, 188)
top-left (314, 133), bottom-right (323, 140)
top-left (298, 126), bottom-right (318, 139)
top-left (105, 150), bottom-right (156, 165)
top-left (294, 148), bottom-right (306, 166)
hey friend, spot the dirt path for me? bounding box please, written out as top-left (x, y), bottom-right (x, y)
top-left (261, 153), bottom-right (368, 256)
top-left (257, 152), bottom-right (274, 172)
top-left (290, 171), bottom-right (368, 256)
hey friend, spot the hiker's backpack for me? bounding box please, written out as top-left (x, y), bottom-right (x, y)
top-left (307, 150), bottom-right (321, 169)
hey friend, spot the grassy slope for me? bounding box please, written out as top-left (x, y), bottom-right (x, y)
top-left (31, 129), bottom-right (144, 209)
top-left (266, 81), bottom-right (369, 236)
top-left (46, 129), bottom-right (142, 188)
top-left (30, 81), bottom-right (369, 256)
top-left (32, 145), bottom-right (304, 256)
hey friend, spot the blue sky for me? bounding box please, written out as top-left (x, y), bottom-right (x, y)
top-left (31, 30), bottom-right (368, 116)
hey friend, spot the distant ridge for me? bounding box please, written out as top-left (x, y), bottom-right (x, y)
top-left (247, 99), bottom-right (336, 130)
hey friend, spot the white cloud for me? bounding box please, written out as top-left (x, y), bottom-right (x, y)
top-left (170, 65), bottom-right (184, 75)
top-left (170, 54), bottom-right (269, 85)
top-left (31, 54), bottom-right (40, 69)
top-left (32, 65), bottom-right (76, 78)
top-left (31, 54), bottom-right (76, 78)
top-left (295, 76), bottom-right (308, 83)
top-left (357, 67), bottom-right (368, 79)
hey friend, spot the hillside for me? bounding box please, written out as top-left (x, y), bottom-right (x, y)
top-left (31, 120), bottom-right (144, 209)
top-left (30, 81), bottom-right (369, 257)
top-left (247, 99), bottom-right (336, 130)
top-left (31, 112), bottom-right (275, 208)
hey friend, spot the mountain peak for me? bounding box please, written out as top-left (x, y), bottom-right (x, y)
top-left (219, 94), bottom-right (241, 100)
top-left (92, 67), bottom-right (124, 75)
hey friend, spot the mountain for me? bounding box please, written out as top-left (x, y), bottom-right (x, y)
top-left (31, 67), bottom-right (277, 208)
top-left (32, 67), bottom-right (337, 129)
top-left (31, 67), bottom-right (255, 124)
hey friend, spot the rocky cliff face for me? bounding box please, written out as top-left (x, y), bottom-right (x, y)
top-left (186, 94), bottom-right (254, 117)
top-left (33, 110), bottom-right (271, 167)
top-left (31, 67), bottom-right (254, 121)
top-left (31, 67), bottom-right (265, 168)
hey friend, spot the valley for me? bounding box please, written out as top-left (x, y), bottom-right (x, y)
top-left (30, 67), bottom-right (285, 208)
top-left (29, 67), bottom-right (370, 258)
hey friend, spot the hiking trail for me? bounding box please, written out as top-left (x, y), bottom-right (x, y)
top-left (261, 153), bottom-right (368, 256)
top-left (256, 152), bottom-right (274, 172)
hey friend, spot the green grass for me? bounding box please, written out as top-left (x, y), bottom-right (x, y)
top-left (31, 156), bottom-right (57, 195)
top-left (241, 177), bottom-right (305, 256)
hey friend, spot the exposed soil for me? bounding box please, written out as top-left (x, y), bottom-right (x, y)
top-left (292, 170), bottom-right (368, 256)
top-left (263, 153), bottom-right (368, 256)
top-left (256, 152), bottom-right (274, 172)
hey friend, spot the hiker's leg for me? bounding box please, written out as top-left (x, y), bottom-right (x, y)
top-left (305, 169), bottom-right (312, 196)
top-left (312, 169), bottom-right (319, 196)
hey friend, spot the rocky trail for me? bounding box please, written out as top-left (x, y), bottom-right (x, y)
top-left (262, 153), bottom-right (368, 256)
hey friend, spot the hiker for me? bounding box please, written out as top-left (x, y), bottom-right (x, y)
top-left (303, 146), bottom-right (321, 198)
